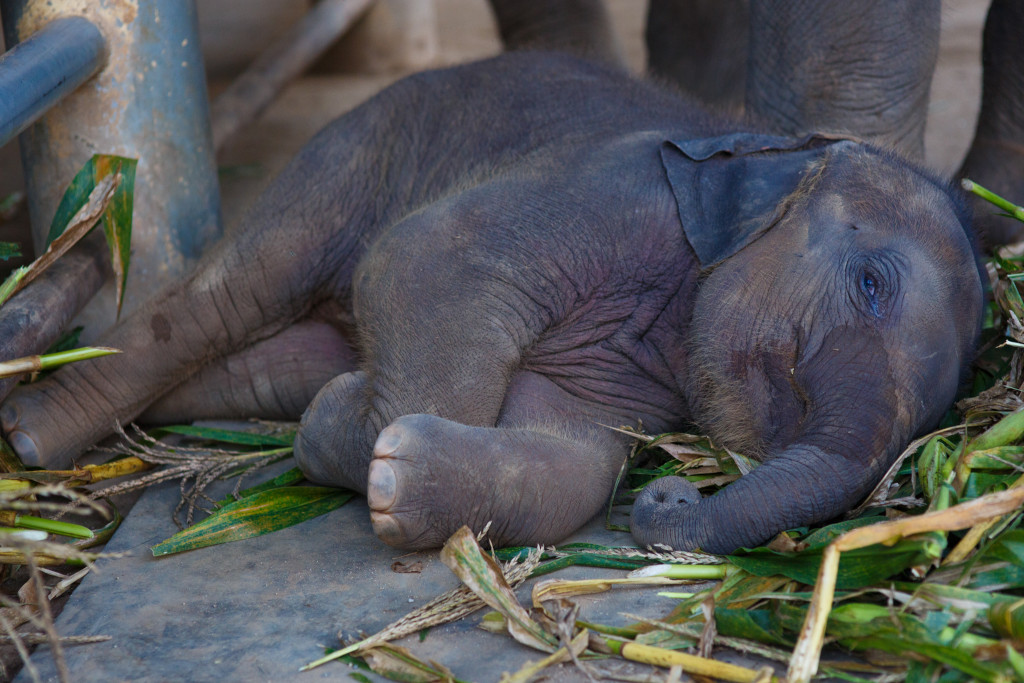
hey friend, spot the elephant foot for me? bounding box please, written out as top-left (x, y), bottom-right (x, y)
top-left (367, 415), bottom-right (472, 550)
top-left (960, 139), bottom-right (1024, 248)
top-left (293, 371), bottom-right (376, 493)
top-left (1, 397), bottom-right (44, 467)
top-left (629, 475), bottom-right (704, 551)
top-left (1, 383), bottom-right (82, 469)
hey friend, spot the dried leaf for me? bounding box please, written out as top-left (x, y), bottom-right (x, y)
top-left (0, 174), bottom-right (118, 308)
top-left (531, 576), bottom-right (683, 607)
top-left (439, 526), bottom-right (556, 652)
top-left (392, 561), bottom-right (424, 574)
top-left (500, 628), bottom-right (589, 683)
top-left (362, 644), bottom-right (455, 683)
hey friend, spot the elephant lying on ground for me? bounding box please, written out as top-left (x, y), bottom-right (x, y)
top-left (0, 53), bottom-right (984, 554)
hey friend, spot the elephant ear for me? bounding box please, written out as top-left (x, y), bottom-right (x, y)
top-left (661, 132), bottom-right (856, 268)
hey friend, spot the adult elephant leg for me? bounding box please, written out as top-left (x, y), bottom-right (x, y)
top-left (959, 0), bottom-right (1024, 247)
top-left (365, 371), bottom-right (627, 550)
top-left (645, 0), bottom-right (749, 110)
top-left (745, 0), bottom-right (940, 158)
top-left (486, 0), bottom-right (625, 66)
top-left (140, 320), bottom-right (358, 424)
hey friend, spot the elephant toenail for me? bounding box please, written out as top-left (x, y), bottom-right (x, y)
top-left (6, 431), bottom-right (40, 468)
top-left (375, 428), bottom-right (403, 456)
top-left (370, 511), bottom-right (403, 546)
top-left (367, 460), bottom-right (397, 510)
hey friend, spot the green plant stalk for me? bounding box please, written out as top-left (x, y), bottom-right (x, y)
top-left (0, 347), bottom-right (121, 379)
top-left (629, 563), bottom-right (732, 580)
top-left (969, 406), bottom-right (1024, 452)
top-left (0, 266), bottom-right (27, 308)
top-left (963, 179), bottom-right (1024, 222)
top-left (14, 515), bottom-right (94, 540)
top-left (598, 635), bottom-right (777, 682)
top-left (576, 619), bottom-right (640, 639)
top-left (39, 346), bottom-right (121, 371)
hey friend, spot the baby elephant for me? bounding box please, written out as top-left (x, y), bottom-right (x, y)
top-left (0, 53), bottom-right (982, 554)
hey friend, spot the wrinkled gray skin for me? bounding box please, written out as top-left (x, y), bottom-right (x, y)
top-left (0, 52), bottom-right (983, 554)
top-left (493, 0), bottom-right (1024, 246)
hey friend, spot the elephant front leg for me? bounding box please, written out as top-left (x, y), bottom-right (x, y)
top-left (364, 371), bottom-right (627, 550)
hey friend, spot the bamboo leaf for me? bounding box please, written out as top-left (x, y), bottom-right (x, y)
top-left (714, 608), bottom-right (792, 647)
top-left (439, 526), bottom-right (556, 652)
top-left (0, 242), bottom-right (20, 260)
top-left (214, 467), bottom-right (305, 508)
top-left (530, 576), bottom-right (683, 607)
top-left (361, 644), bottom-right (462, 683)
top-left (0, 266), bottom-right (27, 308)
top-left (154, 424), bottom-right (294, 447)
top-left (44, 154), bottom-right (137, 317)
top-left (151, 486), bottom-right (352, 556)
top-left (94, 155), bottom-right (136, 318)
top-left (4, 173), bottom-right (120, 308)
top-left (729, 535), bottom-right (942, 589)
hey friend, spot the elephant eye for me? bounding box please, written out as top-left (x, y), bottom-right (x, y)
top-left (859, 269), bottom-right (882, 317)
top-left (861, 272), bottom-right (876, 297)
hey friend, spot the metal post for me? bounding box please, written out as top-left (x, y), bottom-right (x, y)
top-left (0, 0), bottom-right (222, 335)
top-left (0, 16), bottom-right (105, 146)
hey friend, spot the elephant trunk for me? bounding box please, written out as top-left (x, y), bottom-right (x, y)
top-left (631, 442), bottom-right (886, 555)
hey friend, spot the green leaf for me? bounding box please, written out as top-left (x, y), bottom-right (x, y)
top-left (800, 516), bottom-right (887, 547)
top-left (45, 154), bottom-right (137, 317)
top-left (214, 467), bottom-right (306, 508)
top-left (151, 486), bottom-right (353, 556)
top-left (847, 633), bottom-right (1006, 682)
top-left (729, 534), bottom-right (943, 589)
top-left (0, 266), bottom-right (27, 308)
top-left (44, 327), bottom-right (84, 355)
top-left (982, 529), bottom-right (1024, 567)
top-left (0, 242), bottom-right (20, 261)
top-left (154, 424), bottom-right (294, 447)
top-left (714, 608), bottom-right (792, 646)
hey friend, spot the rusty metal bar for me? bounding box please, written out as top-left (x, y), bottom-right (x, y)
top-left (1, 0), bottom-right (222, 335)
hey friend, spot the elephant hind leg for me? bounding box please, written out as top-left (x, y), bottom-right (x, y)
top-left (140, 320), bottom-right (358, 424)
top-left (365, 371), bottom-right (627, 550)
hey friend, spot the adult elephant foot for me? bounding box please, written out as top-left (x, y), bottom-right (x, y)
top-left (960, 0), bottom-right (1024, 248)
top-left (961, 140), bottom-right (1024, 248)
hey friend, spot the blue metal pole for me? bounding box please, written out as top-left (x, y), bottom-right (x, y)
top-left (0, 16), bottom-right (105, 147)
top-left (0, 0), bottom-right (222, 333)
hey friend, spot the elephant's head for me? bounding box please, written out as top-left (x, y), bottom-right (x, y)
top-left (631, 133), bottom-right (984, 554)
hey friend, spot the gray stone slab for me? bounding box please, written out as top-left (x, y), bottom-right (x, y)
top-left (17, 462), bottom-right (783, 683)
